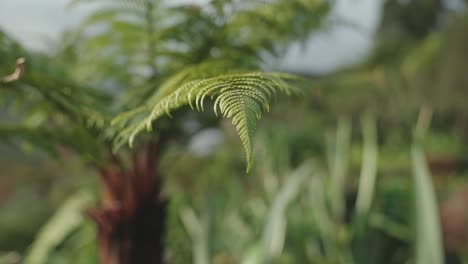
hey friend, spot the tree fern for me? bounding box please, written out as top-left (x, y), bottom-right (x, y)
top-left (113, 71), bottom-right (300, 172)
top-left (0, 1), bottom-right (331, 262)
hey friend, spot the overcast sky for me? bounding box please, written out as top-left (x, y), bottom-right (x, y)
top-left (0, 0), bottom-right (383, 74)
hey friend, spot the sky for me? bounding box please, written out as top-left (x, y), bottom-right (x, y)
top-left (0, 0), bottom-right (383, 74)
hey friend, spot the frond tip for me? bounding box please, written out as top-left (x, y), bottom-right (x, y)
top-left (113, 72), bottom-right (299, 172)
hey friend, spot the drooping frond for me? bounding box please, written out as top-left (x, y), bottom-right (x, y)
top-left (113, 71), bottom-right (299, 171)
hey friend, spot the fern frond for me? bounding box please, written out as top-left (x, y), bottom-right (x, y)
top-left (113, 71), bottom-right (299, 171)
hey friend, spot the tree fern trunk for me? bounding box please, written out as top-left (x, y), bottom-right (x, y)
top-left (88, 141), bottom-right (167, 264)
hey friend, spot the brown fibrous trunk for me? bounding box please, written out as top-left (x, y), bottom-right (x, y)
top-left (87, 141), bottom-right (167, 264)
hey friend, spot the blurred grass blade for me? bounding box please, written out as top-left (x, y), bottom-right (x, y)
top-left (355, 113), bottom-right (378, 220)
top-left (414, 105), bottom-right (433, 142)
top-left (368, 213), bottom-right (411, 241)
top-left (23, 191), bottom-right (93, 264)
top-left (411, 145), bottom-right (443, 264)
top-left (327, 117), bottom-right (352, 219)
top-left (180, 207), bottom-right (210, 264)
top-left (261, 162), bottom-right (311, 262)
top-left (309, 174), bottom-right (335, 257)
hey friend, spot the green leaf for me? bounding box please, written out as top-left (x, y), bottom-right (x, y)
top-left (355, 113), bottom-right (379, 221)
top-left (261, 162), bottom-right (311, 262)
top-left (327, 117), bottom-right (352, 219)
top-left (411, 145), bottom-right (444, 264)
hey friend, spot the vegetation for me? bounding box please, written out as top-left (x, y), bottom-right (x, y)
top-left (1, 0), bottom-right (468, 263)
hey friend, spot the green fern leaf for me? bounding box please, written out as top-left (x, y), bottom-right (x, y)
top-left (113, 71), bottom-right (299, 172)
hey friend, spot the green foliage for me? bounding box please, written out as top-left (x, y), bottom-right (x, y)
top-left (411, 108), bottom-right (443, 264)
top-left (411, 145), bottom-right (444, 264)
top-left (113, 70), bottom-right (299, 171)
top-left (259, 162), bottom-right (311, 263)
top-left (1, 0), bottom-right (332, 171)
top-left (67, 0), bottom-right (330, 102)
top-left (327, 117), bottom-right (352, 219)
top-left (23, 191), bottom-right (94, 264)
top-left (0, 31), bottom-right (111, 162)
top-left (157, 114), bottom-right (446, 263)
top-left (64, 0), bottom-right (329, 171)
top-left (0, 0), bottom-right (332, 262)
top-left (3, 1), bottom-right (467, 263)
top-left (355, 113), bottom-right (378, 222)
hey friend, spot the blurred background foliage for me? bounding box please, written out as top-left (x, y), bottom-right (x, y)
top-left (1, 0), bottom-right (468, 263)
